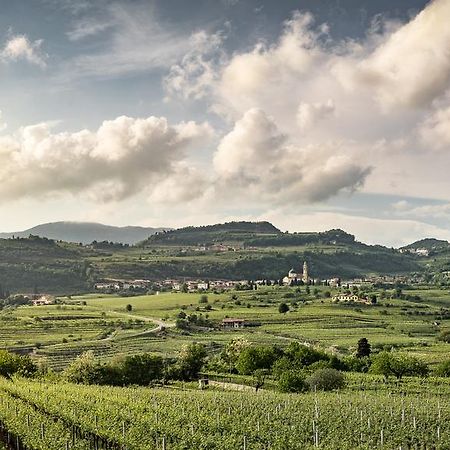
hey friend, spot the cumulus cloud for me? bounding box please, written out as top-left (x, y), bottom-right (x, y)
top-left (1, 35), bottom-right (47, 67)
top-left (213, 108), bottom-right (371, 203)
top-left (350, 0), bottom-right (450, 109)
top-left (419, 102), bottom-right (450, 150)
top-left (163, 30), bottom-right (226, 101)
top-left (297, 99), bottom-right (335, 131)
top-left (0, 116), bottom-right (212, 202)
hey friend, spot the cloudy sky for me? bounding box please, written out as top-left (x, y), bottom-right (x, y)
top-left (1, 0), bottom-right (450, 247)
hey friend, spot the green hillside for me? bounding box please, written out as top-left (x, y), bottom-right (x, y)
top-left (143, 221), bottom-right (281, 246)
top-left (0, 222), bottom-right (425, 294)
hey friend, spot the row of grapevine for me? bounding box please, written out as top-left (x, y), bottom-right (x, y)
top-left (0, 389), bottom-right (92, 450)
top-left (0, 377), bottom-right (448, 449)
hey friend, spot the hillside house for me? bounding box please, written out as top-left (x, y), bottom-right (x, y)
top-left (222, 318), bottom-right (246, 329)
top-left (32, 295), bottom-right (54, 306)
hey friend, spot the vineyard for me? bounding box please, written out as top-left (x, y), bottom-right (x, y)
top-left (0, 378), bottom-right (448, 449)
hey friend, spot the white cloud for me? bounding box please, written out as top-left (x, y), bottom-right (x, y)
top-left (0, 116), bottom-right (212, 202)
top-left (213, 108), bottom-right (371, 204)
top-left (419, 102), bottom-right (450, 150)
top-left (163, 30), bottom-right (226, 101)
top-left (58, 3), bottom-right (192, 82)
top-left (66, 17), bottom-right (113, 41)
top-left (1, 35), bottom-right (47, 67)
top-left (350, 0), bottom-right (450, 109)
top-left (297, 99), bottom-right (335, 131)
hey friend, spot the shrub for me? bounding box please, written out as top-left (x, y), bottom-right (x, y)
top-left (278, 303), bottom-right (289, 314)
top-left (278, 370), bottom-right (307, 393)
top-left (199, 295), bottom-right (208, 304)
top-left (434, 359), bottom-right (450, 377)
top-left (0, 350), bottom-right (37, 378)
top-left (438, 330), bottom-right (450, 343)
top-left (120, 354), bottom-right (163, 385)
top-left (64, 351), bottom-right (107, 385)
top-left (306, 368), bottom-right (345, 391)
top-left (343, 355), bottom-right (371, 373)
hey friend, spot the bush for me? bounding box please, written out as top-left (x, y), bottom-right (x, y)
top-left (64, 351), bottom-right (108, 385)
top-left (434, 359), bottom-right (450, 377)
top-left (343, 355), bottom-right (371, 373)
top-left (119, 354), bottom-right (163, 385)
top-left (438, 330), bottom-right (450, 343)
top-left (306, 368), bottom-right (345, 391)
top-left (278, 370), bottom-right (307, 393)
top-left (0, 350), bottom-right (37, 378)
top-left (199, 295), bottom-right (208, 304)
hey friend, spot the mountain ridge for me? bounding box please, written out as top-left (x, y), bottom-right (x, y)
top-left (0, 221), bottom-right (170, 245)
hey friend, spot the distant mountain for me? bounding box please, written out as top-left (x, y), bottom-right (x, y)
top-left (0, 222), bottom-right (170, 245)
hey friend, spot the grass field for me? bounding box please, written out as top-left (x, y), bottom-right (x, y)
top-left (0, 284), bottom-right (447, 369)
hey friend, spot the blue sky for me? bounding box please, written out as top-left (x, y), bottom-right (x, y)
top-left (2, 0), bottom-right (450, 247)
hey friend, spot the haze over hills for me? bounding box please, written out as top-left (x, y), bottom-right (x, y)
top-left (0, 222), bottom-right (170, 245)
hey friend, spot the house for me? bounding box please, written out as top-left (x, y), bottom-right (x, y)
top-left (332, 294), bottom-right (371, 305)
top-left (332, 294), bottom-right (359, 302)
top-left (283, 269), bottom-right (299, 285)
top-left (32, 295), bottom-right (54, 306)
top-left (222, 318), bottom-right (246, 329)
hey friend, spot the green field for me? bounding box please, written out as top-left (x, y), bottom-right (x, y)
top-left (0, 284), bottom-right (448, 370)
top-left (0, 376), bottom-right (448, 449)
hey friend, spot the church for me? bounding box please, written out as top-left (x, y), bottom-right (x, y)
top-left (282, 261), bottom-right (310, 285)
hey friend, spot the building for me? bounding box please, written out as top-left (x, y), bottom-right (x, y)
top-left (222, 318), bottom-right (246, 329)
top-left (302, 261), bottom-right (309, 284)
top-left (282, 261), bottom-right (310, 285)
top-left (332, 294), bottom-right (371, 305)
top-left (32, 295), bottom-right (54, 306)
top-left (282, 268), bottom-right (300, 285)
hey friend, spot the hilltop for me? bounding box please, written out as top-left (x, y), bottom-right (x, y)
top-left (143, 221), bottom-right (281, 246)
top-left (401, 238), bottom-right (450, 253)
top-left (0, 222), bottom-right (169, 245)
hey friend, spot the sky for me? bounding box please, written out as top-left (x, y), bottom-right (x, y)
top-left (1, 0), bottom-right (450, 247)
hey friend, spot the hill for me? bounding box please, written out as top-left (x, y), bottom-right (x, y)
top-left (0, 222), bottom-right (169, 245)
top-left (401, 238), bottom-right (450, 253)
top-left (0, 221), bottom-right (424, 294)
top-left (143, 221), bottom-right (282, 246)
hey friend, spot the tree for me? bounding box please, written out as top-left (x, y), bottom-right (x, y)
top-left (236, 345), bottom-right (279, 375)
top-left (199, 295), bottom-right (208, 304)
top-left (120, 354), bottom-right (163, 385)
top-left (370, 352), bottom-right (429, 381)
top-left (172, 343), bottom-right (207, 380)
top-left (221, 338), bottom-right (250, 372)
top-left (125, 304), bottom-right (133, 312)
top-left (277, 370), bottom-right (307, 393)
top-left (356, 338), bottom-right (371, 358)
top-left (306, 368), bottom-right (345, 391)
top-left (253, 369), bottom-right (268, 392)
top-left (278, 302), bottom-right (289, 314)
